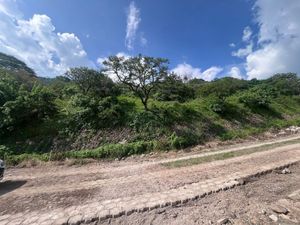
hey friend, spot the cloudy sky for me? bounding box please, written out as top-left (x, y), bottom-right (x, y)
top-left (0, 0), bottom-right (299, 80)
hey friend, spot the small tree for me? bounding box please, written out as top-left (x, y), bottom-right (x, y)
top-left (103, 55), bottom-right (168, 111)
top-left (65, 67), bottom-right (116, 97)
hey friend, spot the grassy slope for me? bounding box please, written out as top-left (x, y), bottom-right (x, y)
top-left (2, 93), bottom-right (300, 165)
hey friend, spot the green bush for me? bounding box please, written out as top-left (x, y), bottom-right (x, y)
top-left (66, 95), bottom-right (125, 129)
top-left (169, 131), bottom-right (199, 149)
top-left (0, 145), bottom-right (13, 159)
top-left (0, 83), bottom-right (56, 135)
top-left (239, 85), bottom-right (276, 108)
top-left (151, 102), bottom-right (199, 125)
top-left (264, 73), bottom-right (300, 96)
top-left (154, 74), bottom-right (195, 102)
top-left (64, 67), bottom-right (119, 97)
top-left (130, 110), bottom-right (161, 132)
top-left (208, 96), bottom-right (227, 114)
top-left (197, 77), bottom-right (249, 98)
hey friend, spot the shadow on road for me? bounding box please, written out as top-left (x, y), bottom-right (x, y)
top-left (0, 180), bottom-right (27, 196)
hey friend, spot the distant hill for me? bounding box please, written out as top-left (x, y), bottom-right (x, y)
top-left (0, 52), bottom-right (36, 76)
top-left (0, 52), bottom-right (39, 85)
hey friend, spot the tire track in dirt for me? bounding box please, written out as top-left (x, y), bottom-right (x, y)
top-left (3, 144), bottom-right (300, 198)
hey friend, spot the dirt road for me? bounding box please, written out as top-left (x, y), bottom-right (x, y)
top-left (0, 135), bottom-right (300, 224)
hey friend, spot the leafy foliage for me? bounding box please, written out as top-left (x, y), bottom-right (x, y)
top-left (63, 94), bottom-right (125, 129)
top-left (0, 83), bottom-right (56, 135)
top-left (1, 52), bottom-right (300, 164)
top-left (264, 73), bottom-right (300, 96)
top-left (104, 54), bottom-right (169, 110)
top-left (154, 73), bottom-right (195, 102)
top-left (239, 85), bottom-right (277, 108)
top-left (209, 96), bottom-right (227, 113)
top-left (198, 77), bottom-right (249, 98)
top-left (0, 70), bottom-right (19, 105)
top-left (65, 67), bottom-right (118, 97)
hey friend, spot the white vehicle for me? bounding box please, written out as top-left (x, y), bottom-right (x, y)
top-left (0, 159), bottom-right (4, 180)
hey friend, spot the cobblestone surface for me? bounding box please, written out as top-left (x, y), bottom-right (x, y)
top-left (7, 141), bottom-right (300, 199)
top-left (1, 157), bottom-right (299, 225)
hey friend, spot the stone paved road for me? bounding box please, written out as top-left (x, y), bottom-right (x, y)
top-left (1, 135), bottom-right (300, 225)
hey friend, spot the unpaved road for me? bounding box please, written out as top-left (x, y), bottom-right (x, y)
top-left (0, 134), bottom-right (300, 224)
top-left (97, 164), bottom-right (300, 225)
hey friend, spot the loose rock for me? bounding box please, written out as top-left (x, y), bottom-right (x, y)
top-left (156, 209), bottom-right (166, 214)
top-left (281, 168), bottom-right (291, 174)
top-left (269, 214), bottom-right (278, 222)
top-left (217, 218), bottom-right (229, 224)
top-left (270, 204), bottom-right (289, 214)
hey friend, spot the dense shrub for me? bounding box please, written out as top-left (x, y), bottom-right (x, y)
top-left (150, 102), bottom-right (199, 126)
top-left (130, 110), bottom-right (161, 132)
top-left (154, 74), bottom-right (195, 102)
top-left (197, 77), bottom-right (249, 98)
top-left (0, 145), bottom-right (12, 159)
top-left (0, 70), bottom-right (19, 105)
top-left (168, 131), bottom-right (199, 149)
top-left (66, 94), bottom-right (125, 129)
top-left (0, 83), bottom-right (56, 135)
top-left (264, 73), bottom-right (300, 96)
top-left (239, 85), bottom-right (277, 108)
top-left (209, 96), bottom-right (227, 114)
top-left (65, 67), bottom-right (119, 97)
top-left (197, 77), bottom-right (249, 114)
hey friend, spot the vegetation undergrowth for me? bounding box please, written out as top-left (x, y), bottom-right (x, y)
top-left (2, 141), bottom-right (157, 166)
top-left (1, 53), bottom-right (300, 165)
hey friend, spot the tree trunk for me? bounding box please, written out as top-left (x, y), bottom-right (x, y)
top-left (141, 98), bottom-right (149, 111)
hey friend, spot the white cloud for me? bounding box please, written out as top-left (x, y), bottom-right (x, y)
top-left (171, 63), bottom-right (222, 81)
top-left (140, 33), bottom-right (147, 46)
top-left (202, 67), bottom-right (223, 81)
top-left (237, 0), bottom-right (300, 80)
top-left (229, 43), bottom-right (236, 48)
top-left (232, 43), bottom-right (253, 58)
top-left (246, 40), bottom-right (295, 80)
top-left (232, 26), bottom-right (253, 58)
top-left (242, 26), bottom-right (252, 42)
top-left (115, 52), bottom-right (131, 59)
top-left (125, 1), bottom-right (141, 50)
top-left (172, 63), bottom-right (201, 80)
top-left (0, 0), bottom-right (93, 77)
top-left (96, 52), bottom-right (131, 81)
top-left (96, 52), bottom-right (130, 67)
top-left (96, 57), bottom-right (106, 66)
top-left (228, 67), bottom-right (242, 79)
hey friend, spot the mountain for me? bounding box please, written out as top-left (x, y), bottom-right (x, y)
top-left (0, 52), bottom-right (36, 76)
top-left (0, 52), bottom-right (39, 85)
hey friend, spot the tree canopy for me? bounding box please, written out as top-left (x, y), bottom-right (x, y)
top-left (103, 55), bottom-right (169, 110)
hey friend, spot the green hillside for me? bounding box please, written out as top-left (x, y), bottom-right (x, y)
top-left (0, 52), bottom-right (35, 75)
top-left (1, 53), bottom-right (300, 165)
top-left (0, 52), bottom-right (38, 86)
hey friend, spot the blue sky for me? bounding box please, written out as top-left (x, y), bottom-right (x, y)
top-left (0, 0), bottom-right (300, 80)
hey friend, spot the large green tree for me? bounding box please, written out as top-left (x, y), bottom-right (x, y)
top-left (103, 55), bottom-right (169, 110)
